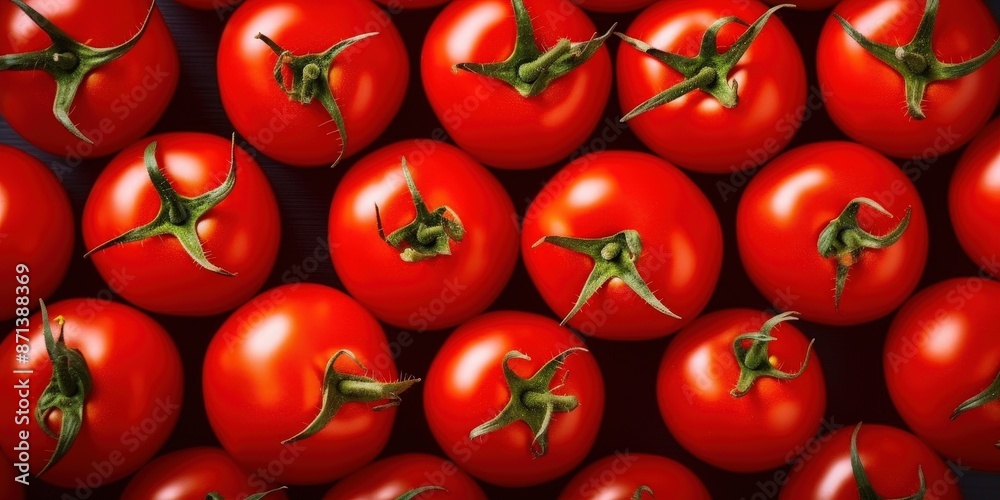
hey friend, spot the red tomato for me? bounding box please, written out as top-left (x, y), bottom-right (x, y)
top-left (950, 118), bottom-right (1000, 270)
top-left (375, 0), bottom-right (450, 9)
top-left (657, 309), bottom-right (825, 472)
top-left (737, 142), bottom-right (928, 325)
top-left (817, 0), bottom-right (1000, 158)
top-left (329, 140), bottom-right (518, 331)
top-left (122, 447), bottom-right (288, 500)
top-left (763, 0), bottom-right (838, 10)
top-left (522, 151), bottom-right (723, 340)
top-left (0, 300), bottom-right (183, 487)
top-left (559, 453), bottom-right (710, 500)
top-left (204, 284), bottom-right (415, 485)
top-left (885, 278), bottom-right (1000, 472)
top-left (218, 0), bottom-right (408, 167)
top-left (82, 132), bottom-right (281, 317)
top-left (424, 312), bottom-right (604, 486)
top-left (781, 424), bottom-right (961, 500)
top-left (616, 0), bottom-right (806, 173)
top-left (0, 0), bottom-right (178, 158)
top-left (322, 453), bottom-right (487, 500)
top-left (572, 0), bottom-right (655, 13)
top-left (422, 0), bottom-right (613, 169)
top-left (0, 145), bottom-right (73, 321)
top-left (1, 453), bottom-right (24, 500)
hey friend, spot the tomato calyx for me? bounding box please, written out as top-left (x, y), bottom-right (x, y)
top-left (469, 348), bottom-right (585, 457)
top-left (951, 368), bottom-right (1000, 422)
top-left (34, 300), bottom-right (92, 476)
top-left (851, 423), bottom-right (926, 500)
top-left (835, 0), bottom-right (1000, 120)
top-left (255, 31), bottom-right (379, 167)
top-left (84, 136), bottom-right (240, 276)
top-left (375, 157), bottom-right (465, 262)
top-left (817, 197), bottom-right (911, 310)
top-left (0, 0), bottom-right (156, 142)
top-left (396, 486), bottom-right (448, 500)
top-left (205, 486), bottom-right (287, 500)
top-left (283, 349), bottom-right (420, 444)
top-left (616, 4), bottom-right (792, 121)
top-left (632, 485), bottom-right (654, 500)
top-left (730, 311), bottom-right (815, 397)
top-left (453, 0), bottom-right (614, 98)
top-left (533, 230), bottom-right (679, 325)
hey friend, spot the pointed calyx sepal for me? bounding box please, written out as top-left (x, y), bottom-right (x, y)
top-left (730, 311), bottom-right (814, 397)
top-left (835, 0), bottom-right (1000, 120)
top-left (376, 157), bottom-right (465, 262)
top-left (396, 486), bottom-right (448, 500)
top-left (951, 368), bottom-right (1000, 421)
top-left (469, 348), bottom-right (585, 457)
top-left (817, 197), bottom-right (911, 310)
top-left (283, 349), bottom-right (419, 444)
top-left (533, 230), bottom-right (679, 326)
top-left (851, 423), bottom-right (926, 500)
top-left (0, 0), bottom-right (157, 142)
top-left (633, 486), bottom-right (654, 500)
top-left (84, 135), bottom-right (240, 276)
top-left (454, 0), bottom-right (614, 97)
top-left (256, 31), bottom-right (378, 167)
top-left (206, 486), bottom-right (287, 500)
top-left (616, 4), bottom-right (792, 121)
top-left (35, 300), bottom-right (92, 476)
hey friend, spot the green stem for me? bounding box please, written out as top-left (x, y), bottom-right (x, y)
top-left (851, 424), bottom-right (925, 500)
top-left (633, 486), bottom-right (654, 500)
top-left (396, 486), bottom-right (448, 500)
top-left (951, 369), bottom-right (1000, 420)
top-left (730, 311), bottom-right (815, 397)
top-left (206, 486), bottom-right (287, 500)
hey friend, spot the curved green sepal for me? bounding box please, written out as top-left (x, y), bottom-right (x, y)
top-left (206, 486), bottom-right (287, 500)
top-left (851, 423), bottom-right (925, 500)
top-left (396, 486), bottom-right (448, 500)
top-left (951, 368), bottom-right (1000, 420)
top-left (633, 485), bottom-right (654, 500)
top-left (730, 311), bottom-right (815, 397)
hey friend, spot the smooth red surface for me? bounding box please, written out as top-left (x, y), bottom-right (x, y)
top-left (1, 454), bottom-right (24, 500)
top-left (950, 118), bottom-right (1000, 269)
top-left (558, 453), bottom-right (710, 499)
top-left (322, 453), bottom-right (487, 499)
top-left (121, 447), bottom-right (288, 500)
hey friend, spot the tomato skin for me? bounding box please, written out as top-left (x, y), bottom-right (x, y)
top-left (374, 0), bottom-right (450, 9)
top-left (219, 0), bottom-right (409, 167)
top-left (763, 0), bottom-right (838, 10)
top-left (122, 447), bottom-right (289, 500)
top-left (204, 284), bottom-right (403, 485)
top-left (424, 312), bottom-right (604, 486)
top-left (572, 0), bottom-right (655, 13)
top-left (0, 145), bottom-right (73, 321)
top-left (1, 454), bottom-right (24, 500)
top-left (616, 0), bottom-right (806, 174)
top-left (950, 118), bottom-right (1000, 269)
top-left (522, 151), bottom-right (723, 340)
top-left (817, 0), bottom-right (1000, 158)
top-left (0, 0), bottom-right (178, 158)
top-left (421, 0), bottom-right (612, 169)
top-left (780, 424), bottom-right (961, 499)
top-left (329, 140), bottom-right (518, 330)
top-left (558, 453), bottom-right (710, 500)
top-left (322, 453), bottom-right (487, 500)
top-left (884, 278), bottom-right (1000, 472)
top-left (82, 132), bottom-right (281, 317)
top-left (737, 142), bottom-right (928, 325)
top-left (0, 300), bottom-right (183, 487)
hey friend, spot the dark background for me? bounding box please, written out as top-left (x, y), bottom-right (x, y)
top-left (3, 0), bottom-right (1000, 498)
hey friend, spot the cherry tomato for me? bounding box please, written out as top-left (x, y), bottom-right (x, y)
top-left (422, 0), bottom-right (613, 169)
top-left (559, 453), bottom-right (710, 500)
top-left (0, 145), bottom-right (73, 321)
top-left (322, 453), bottom-right (487, 500)
top-left (0, 0), bottom-right (178, 158)
top-left (616, 0), bottom-right (806, 173)
top-left (763, 0), bottom-right (839, 10)
top-left (1, 453), bottom-right (24, 500)
top-left (522, 151), bottom-right (723, 340)
top-left (424, 312), bottom-right (604, 486)
top-left (204, 284), bottom-right (416, 485)
top-left (0, 300), bottom-right (183, 487)
top-left (374, 0), bottom-right (450, 9)
top-left (817, 0), bottom-right (1000, 158)
top-left (219, 0), bottom-right (409, 167)
top-left (950, 118), bottom-right (1000, 270)
top-left (737, 142), bottom-right (928, 325)
top-left (572, 0), bottom-right (655, 14)
top-left (329, 140), bottom-right (518, 331)
top-left (82, 132), bottom-right (281, 317)
top-left (122, 447), bottom-right (288, 500)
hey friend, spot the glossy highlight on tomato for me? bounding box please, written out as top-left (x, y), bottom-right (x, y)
top-left (122, 447), bottom-right (288, 500)
top-left (950, 118), bottom-right (1000, 270)
top-left (323, 453), bottom-right (487, 499)
top-left (559, 453), bottom-right (710, 500)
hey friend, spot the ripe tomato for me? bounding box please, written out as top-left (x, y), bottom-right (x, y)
top-left (1, 453), bottom-right (24, 500)
top-left (329, 140), bottom-right (518, 331)
top-left (322, 453), bottom-right (487, 499)
top-left (559, 453), bottom-right (710, 500)
top-left (616, 0), bottom-right (806, 174)
top-left (885, 278), bottom-right (1000, 472)
top-left (763, 0), bottom-right (838, 10)
top-left (422, 0), bottom-right (613, 169)
top-left (817, 0), bottom-right (1000, 158)
top-left (950, 118), bottom-right (1000, 270)
top-left (522, 151), bottom-right (722, 340)
top-left (424, 312), bottom-right (604, 486)
top-left (781, 424), bottom-right (960, 500)
top-left (82, 132), bottom-right (280, 317)
top-left (122, 447), bottom-right (288, 500)
top-left (219, 0), bottom-right (408, 167)
top-left (0, 145), bottom-right (73, 321)
top-left (737, 142), bottom-right (928, 325)
top-left (0, 0), bottom-right (178, 158)
top-left (375, 0), bottom-right (450, 9)
top-left (572, 0), bottom-right (655, 13)
top-left (204, 284), bottom-right (417, 485)
top-left (0, 300), bottom-right (183, 487)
